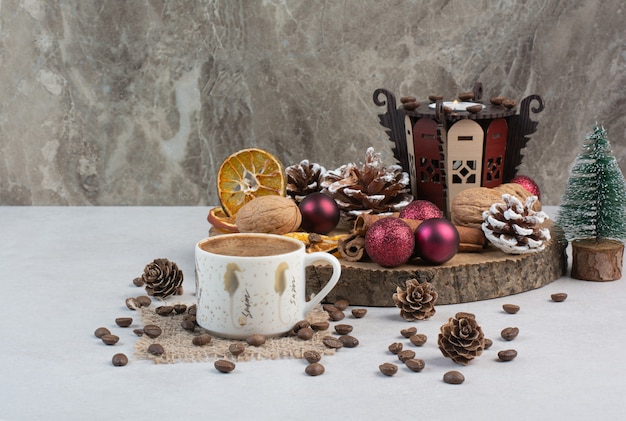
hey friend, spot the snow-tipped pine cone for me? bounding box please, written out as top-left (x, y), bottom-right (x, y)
top-left (392, 279), bottom-right (438, 321)
top-left (142, 258), bottom-right (184, 298)
top-left (285, 160), bottom-right (326, 203)
top-left (438, 312), bottom-right (485, 365)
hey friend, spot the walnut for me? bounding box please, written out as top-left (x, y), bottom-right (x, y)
top-left (235, 195), bottom-right (302, 234)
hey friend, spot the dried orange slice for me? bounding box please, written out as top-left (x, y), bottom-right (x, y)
top-left (217, 148), bottom-right (286, 216)
top-left (207, 206), bottom-right (239, 232)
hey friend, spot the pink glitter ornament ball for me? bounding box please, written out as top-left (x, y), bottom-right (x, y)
top-left (510, 175), bottom-right (541, 200)
top-left (414, 218), bottom-right (459, 265)
top-left (365, 218), bottom-right (415, 268)
top-left (399, 200), bottom-right (444, 220)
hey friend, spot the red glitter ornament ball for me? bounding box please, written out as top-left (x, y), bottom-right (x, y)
top-left (365, 218), bottom-right (415, 268)
top-left (510, 175), bottom-right (541, 200)
top-left (399, 200), bottom-right (444, 220)
top-left (414, 218), bottom-right (459, 265)
top-left (299, 193), bottom-right (341, 234)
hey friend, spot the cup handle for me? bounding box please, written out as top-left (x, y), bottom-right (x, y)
top-left (303, 252), bottom-right (342, 315)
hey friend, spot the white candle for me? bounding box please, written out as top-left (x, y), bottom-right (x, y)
top-left (428, 101), bottom-right (485, 111)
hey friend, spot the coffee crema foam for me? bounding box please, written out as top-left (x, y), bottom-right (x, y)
top-left (200, 235), bottom-right (301, 257)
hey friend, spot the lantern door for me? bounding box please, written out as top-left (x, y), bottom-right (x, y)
top-left (412, 117), bottom-right (444, 211)
top-left (482, 118), bottom-right (508, 188)
top-left (446, 119), bottom-right (484, 211)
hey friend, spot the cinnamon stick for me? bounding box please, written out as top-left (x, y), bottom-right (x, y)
top-left (338, 233), bottom-right (366, 262)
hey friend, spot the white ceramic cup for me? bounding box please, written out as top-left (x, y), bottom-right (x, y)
top-left (195, 233), bottom-right (342, 339)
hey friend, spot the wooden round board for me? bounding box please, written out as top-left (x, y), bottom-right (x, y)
top-left (306, 230), bottom-right (568, 306)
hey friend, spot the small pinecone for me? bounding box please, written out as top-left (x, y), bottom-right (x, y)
top-left (392, 279), bottom-right (438, 321)
top-left (438, 312), bottom-right (485, 365)
top-left (482, 194), bottom-right (551, 254)
top-left (285, 160), bottom-right (326, 202)
top-left (142, 258), bottom-right (184, 298)
top-left (320, 147), bottom-right (413, 220)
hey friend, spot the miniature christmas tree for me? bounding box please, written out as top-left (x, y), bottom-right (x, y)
top-left (557, 123), bottom-right (626, 281)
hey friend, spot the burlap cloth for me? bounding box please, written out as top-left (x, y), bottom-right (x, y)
top-left (134, 305), bottom-right (335, 364)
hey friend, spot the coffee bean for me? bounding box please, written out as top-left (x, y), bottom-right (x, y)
top-left (409, 333), bottom-right (427, 346)
top-left (148, 343), bottom-right (165, 356)
top-left (292, 320), bottom-right (311, 333)
top-left (125, 297), bottom-right (139, 310)
top-left (400, 327), bottom-right (417, 338)
top-left (187, 304), bottom-right (197, 315)
top-left (388, 342), bottom-right (403, 354)
top-left (133, 329), bottom-right (144, 337)
top-left (297, 327), bottom-right (314, 341)
top-left (305, 362), bottom-right (325, 376)
top-left (322, 304), bottom-right (338, 312)
top-left (484, 338), bottom-right (493, 349)
top-left (115, 317), bottom-right (133, 328)
top-left (181, 319), bottom-right (196, 332)
top-left (334, 324), bottom-right (353, 335)
top-left (405, 358), bottom-right (425, 372)
top-left (397, 349), bottom-right (416, 362)
top-left (229, 342), bottom-right (246, 356)
top-left (303, 350), bottom-right (322, 364)
top-left (94, 327), bottom-right (111, 338)
top-left (246, 334), bottom-right (267, 347)
top-left (310, 321), bottom-right (330, 331)
top-left (328, 310), bottom-right (345, 321)
top-left (333, 299), bottom-right (350, 311)
top-left (501, 327), bottom-right (519, 341)
top-left (132, 277), bottom-right (145, 287)
top-left (379, 362), bottom-right (398, 376)
top-left (173, 304), bottom-right (187, 314)
top-left (351, 308), bottom-right (367, 318)
top-left (155, 306), bottom-right (174, 316)
top-left (143, 325), bottom-right (162, 338)
top-left (502, 304), bottom-right (520, 314)
top-left (101, 334), bottom-right (119, 345)
top-left (112, 353), bottom-right (128, 367)
top-left (339, 335), bottom-right (359, 348)
top-left (214, 359), bottom-right (236, 373)
top-left (192, 333), bottom-right (212, 346)
top-left (443, 370), bottom-right (465, 384)
top-left (551, 292), bottom-right (568, 302)
top-left (322, 336), bottom-right (343, 349)
top-left (498, 349), bottom-right (518, 362)
top-left (136, 295), bottom-right (152, 307)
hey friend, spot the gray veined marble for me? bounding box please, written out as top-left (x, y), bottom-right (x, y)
top-left (0, 0), bottom-right (624, 206)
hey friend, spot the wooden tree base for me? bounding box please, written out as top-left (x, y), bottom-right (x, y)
top-left (571, 239), bottom-right (624, 281)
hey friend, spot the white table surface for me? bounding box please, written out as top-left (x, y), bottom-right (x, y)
top-left (1, 206), bottom-right (625, 421)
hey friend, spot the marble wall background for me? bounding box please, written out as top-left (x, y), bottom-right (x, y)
top-left (1, 0), bottom-right (624, 206)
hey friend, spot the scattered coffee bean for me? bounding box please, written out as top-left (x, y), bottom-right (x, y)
top-left (333, 299), bottom-right (350, 311)
top-left (133, 329), bottom-right (144, 337)
top-left (181, 319), bottom-right (196, 332)
top-left (292, 320), bottom-right (311, 333)
top-left (409, 334), bottom-right (427, 346)
top-left (400, 95), bottom-right (417, 104)
top-left (101, 334), bottom-right (119, 345)
top-left (305, 362), bottom-right (325, 376)
top-left (322, 304), bottom-right (338, 313)
top-left (351, 308), bottom-right (367, 318)
top-left (388, 342), bottom-right (403, 354)
top-left (214, 359), bottom-right (236, 373)
top-left (322, 336), bottom-right (343, 349)
top-left (397, 349), bottom-right (416, 362)
top-left (192, 333), bottom-right (213, 346)
top-left (187, 304), bottom-right (197, 315)
top-left (229, 342), bottom-right (246, 356)
top-left (405, 358), bottom-right (425, 372)
top-left (303, 350), bottom-right (322, 364)
top-left (379, 362), bottom-right (398, 376)
top-left (155, 306), bottom-right (174, 316)
top-left (443, 370), bottom-right (465, 384)
top-left (339, 335), bottom-right (359, 348)
top-left (94, 327), bottom-right (111, 338)
top-left (136, 295), bottom-right (152, 307)
top-left (132, 277), bottom-right (145, 287)
top-left (502, 304), bottom-right (520, 314)
top-left (551, 292), bottom-right (568, 302)
top-left (334, 324), bottom-right (353, 335)
top-left (143, 324), bottom-right (162, 338)
top-left (111, 353), bottom-right (128, 367)
top-left (297, 327), bottom-right (314, 341)
top-left (115, 317), bottom-right (133, 328)
top-left (173, 304), bottom-right (187, 314)
top-left (328, 310), bottom-right (345, 321)
top-left (148, 343), bottom-right (165, 356)
top-left (501, 327), bottom-right (519, 341)
top-left (310, 321), bottom-right (330, 331)
top-left (498, 349), bottom-right (518, 362)
top-left (484, 338), bottom-right (493, 349)
top-left (400, 327), bottom-right (417, 338)
top-left (402, 101), bottom-right (420, 111)
top-left (125, 297), bottom-right (139, 310)
top-left (246, 334), bottom-right (267, 347)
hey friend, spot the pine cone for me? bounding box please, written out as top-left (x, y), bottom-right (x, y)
top-left (392, 279), bottom-right (438, 321)
top-left (438, 312), bottom-right (485, 365)
top-left (142, 258), bottom-right (184, 298)
top-left (320, 147), bottom-right (413, 220)
top-left (285, 160), bottom-right (326, 202)
top-left (482, 194), bottom-right (551, 254)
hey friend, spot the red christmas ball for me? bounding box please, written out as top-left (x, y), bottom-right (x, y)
top-left (414, 218), bottom-right (459, 265)
top-left (365, 218), bottom-right (415, 268)
top-left (299, 193), bottom-right (340, 234)
top-left (399, 199), bottom-right (444, 220)
top-left (510, 175), bottom-right (541, 200)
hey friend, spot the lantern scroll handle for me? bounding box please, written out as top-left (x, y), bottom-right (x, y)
top-left (520, 94), bottom-right (544, 118)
